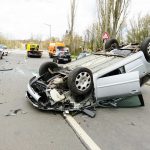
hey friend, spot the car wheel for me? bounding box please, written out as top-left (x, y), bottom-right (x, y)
top-left (49, 53), bottom-right (53, 58)
top-left (39, 62), bottom-right (59, 76)
top-left (67, 67), bottom-right (93, 96)
top-left (38, 55), bottom-right (42, 58)
top-left (140, 37), bottom-right (150, 62)
top-left (68, 59), bottom-right (71, 63)
top-left (27, 52), bottom-right (30, 57)
top-left (105, 38), bottom-right (119, 51)
top-left (53, 57), bottom-right (59, 63)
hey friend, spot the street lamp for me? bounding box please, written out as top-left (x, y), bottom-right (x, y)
top-left (44, 23), bottom-right (51, 41)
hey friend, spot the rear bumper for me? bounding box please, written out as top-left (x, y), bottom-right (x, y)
top-left (28, 51), bottom-right (42, 56)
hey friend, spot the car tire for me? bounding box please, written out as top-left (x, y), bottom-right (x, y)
top-left (39, 62), bottom-right (59, 76)
top-left (27, 52), bottom-right (30, 57)
top-left (105, 38), bottom-right (119, 51)
top-left (53, 57), bottom-right (59, 63)
top-left (68, 59), bottom-right (71, 63)
top-left (67, 67), bottom-right (93, 96)
top-left (38, 55), bottom-right (42, 58)
top-left (140, 37), bottom-right (150, 62)
top-left (49, 53), bottom-right (53, 58)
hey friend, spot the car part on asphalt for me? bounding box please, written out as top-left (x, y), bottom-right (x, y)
top-left (0, 68), bottom-right (13, 71)
top-left (26, 37), bottom-right (150, 117)
top-left (5, 109), bottom-right (27, 116)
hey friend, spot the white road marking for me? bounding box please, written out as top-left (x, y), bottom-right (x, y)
top-left (64, 114), bottom-right (102, 150)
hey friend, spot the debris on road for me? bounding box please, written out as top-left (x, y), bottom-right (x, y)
top-left (0, 101), bottom-right (7, 104)
top-left (130, 122), bottom-right (136, 126)
top-left (5, 109), bottom-right (27, 116)
top-left (0, 68), bottom-right (13, 71)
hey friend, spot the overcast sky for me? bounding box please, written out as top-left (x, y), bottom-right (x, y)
top-left (0, 0), bottom-right (149, 40)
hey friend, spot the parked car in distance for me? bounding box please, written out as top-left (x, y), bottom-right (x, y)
top-left (77, 51), bottom-right (91, 60)
top-left (0, 44), bottom-right (8, 56)
top-left (0, 47), bottom-right (3, 59)
top-left (53, 48), bottom-right (71, 63)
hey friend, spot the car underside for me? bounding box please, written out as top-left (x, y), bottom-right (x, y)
top-left (26, 37), bottom-right (150, 117)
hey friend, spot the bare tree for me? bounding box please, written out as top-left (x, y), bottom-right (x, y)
top-left (111, 0), bottom-right (130, 37)
top-left (68, 0), bottom-right (77, 53)
top-left (127, 14), bottom-right (150, 43)
top-left (97, 0), bottom-right (130, 38)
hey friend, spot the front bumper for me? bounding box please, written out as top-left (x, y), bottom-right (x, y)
top-left (26, 83), bottom-right (55, 111)
top-left (27, 83), bottom-right (41, 101)
top-left (58, 57), bottom-right (71, 62)
top-left (26, 79), bottom-right (41, 108)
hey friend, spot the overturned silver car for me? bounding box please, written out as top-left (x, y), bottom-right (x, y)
top-left (26, 38), bottom-right (150, 117)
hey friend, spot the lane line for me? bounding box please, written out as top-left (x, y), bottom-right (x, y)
top-left (64, 114), bottom-right (101, 150)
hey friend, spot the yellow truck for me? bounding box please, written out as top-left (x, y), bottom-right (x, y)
top-left (26, 43), bottom-right (42, 58)
top-left (48, 42), bottom-right (65, 58)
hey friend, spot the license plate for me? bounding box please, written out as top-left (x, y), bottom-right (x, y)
top-left (64, 58), bottom-right (68, 61)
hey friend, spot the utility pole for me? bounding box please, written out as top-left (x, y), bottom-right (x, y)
top-left (44, 23), bottom-right (51, 41)
top-left (105, 0), bottom-right (108, 33)
top-left (103, 0), bottom-right (108, 52)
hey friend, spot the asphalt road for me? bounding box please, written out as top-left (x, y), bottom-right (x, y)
top-left (0, 50), bottom-right (86, 150)
top-left (0, 49), bottom-right (150, 150)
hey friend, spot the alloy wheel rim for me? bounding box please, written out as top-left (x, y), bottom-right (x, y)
top-left (75, 72), bottom-right (91, 91)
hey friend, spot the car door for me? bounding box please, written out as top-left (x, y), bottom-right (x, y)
top-left (95, 71), bottom-right (141, 100)
top-left (125, 58), bottom-right (147, 78)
